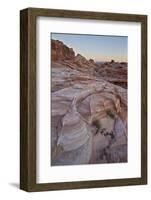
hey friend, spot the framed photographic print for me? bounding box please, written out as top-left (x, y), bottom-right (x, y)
top-left (20, 8), bottom-right (147, 191)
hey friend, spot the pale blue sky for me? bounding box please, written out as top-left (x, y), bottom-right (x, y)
top-left (51, 33), bottom-right (128, 62)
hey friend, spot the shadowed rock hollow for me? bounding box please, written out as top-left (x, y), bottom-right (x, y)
top-left (51, 39), bottom-right (127, 166)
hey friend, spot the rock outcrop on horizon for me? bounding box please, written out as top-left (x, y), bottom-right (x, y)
top-left (51, 39), bottom-right (127, 166)
top-left (51, 39), bottom-right (75, 61)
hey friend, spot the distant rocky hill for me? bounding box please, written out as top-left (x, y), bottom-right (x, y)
top-left (51, 39), bottom-right (127, 166)
top-left (51, 39), bottom-right (75, 61)
top-left (51, 39), bottom-right (127, 88)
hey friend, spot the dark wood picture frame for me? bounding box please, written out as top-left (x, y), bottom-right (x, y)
top-left (20, 7), bottom-right (147, 192)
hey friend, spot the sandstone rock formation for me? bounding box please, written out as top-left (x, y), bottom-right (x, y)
top-left (51, 39), bottom-right (75, 61)
top-left (94, 61), bottom-right (127, 88)
top-left (51, 39), bottom-right (127, 166)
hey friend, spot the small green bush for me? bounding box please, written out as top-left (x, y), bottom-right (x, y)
top-left (106, 109), bottom-right (115, 119)
top-left (92, 119), bottom-right (101, 134)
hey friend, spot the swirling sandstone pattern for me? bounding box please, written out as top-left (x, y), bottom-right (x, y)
top-left (51, 39), bottom-right (127, 166)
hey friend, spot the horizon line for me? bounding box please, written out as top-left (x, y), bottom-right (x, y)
top-left (51, 36), bottom-right (128, 63)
